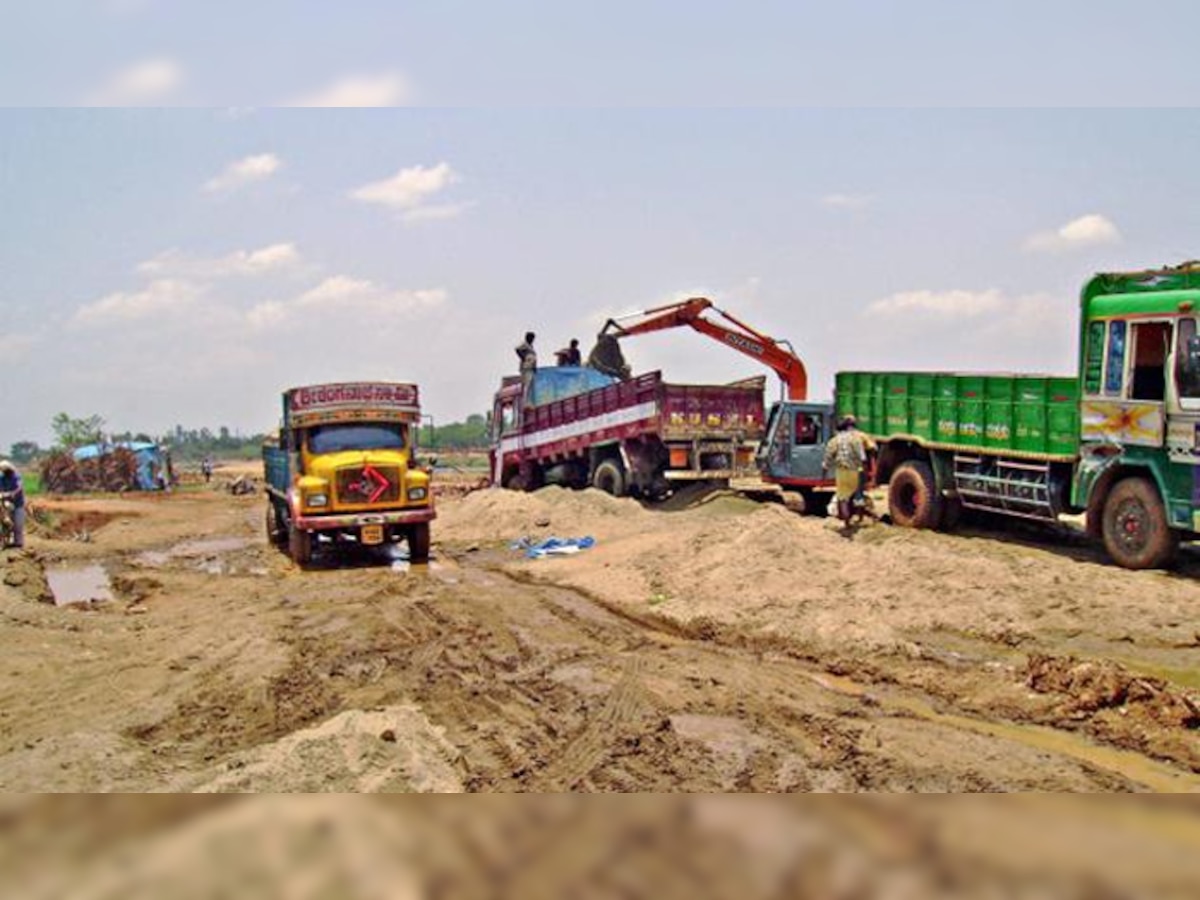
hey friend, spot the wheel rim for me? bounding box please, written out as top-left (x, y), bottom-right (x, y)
top-left (895, 480), bottom-right (920, 519)
top-left (1114, 498), bottom-right (1150, 553)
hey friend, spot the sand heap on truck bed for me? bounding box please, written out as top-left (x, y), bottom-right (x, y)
top-left (436, 486), bottom-right (650, 545)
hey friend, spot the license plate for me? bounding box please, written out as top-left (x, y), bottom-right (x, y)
top-left (361, 524), bottom-right (384, 546)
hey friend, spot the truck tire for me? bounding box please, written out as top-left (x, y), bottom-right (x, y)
top-left (288, 524), bottom-right (313, 567)
top-left (888, 460), bottom-right (943, 530)
top-left (1102, 477), bottom-right (1178, 570)
top-left (592, 460), bottom-right (627, 497)
top-left (800, 489), bottom-right (833, 518)
top-left (940, 497), bottom-right (964, 532)
top-left (266, 502), bottom-right (285, 546)
top-left (408, 522), bottom-right (431, 563)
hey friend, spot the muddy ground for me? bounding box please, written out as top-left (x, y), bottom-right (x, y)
top-left (1, 477), bottom-right (1199, 800)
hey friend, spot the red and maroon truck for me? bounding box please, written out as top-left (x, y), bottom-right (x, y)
top-left (489, 366), bottom-right (765, 498)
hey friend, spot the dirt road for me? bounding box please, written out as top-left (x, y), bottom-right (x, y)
top-left (1, 483), bottom-right (1199, 795)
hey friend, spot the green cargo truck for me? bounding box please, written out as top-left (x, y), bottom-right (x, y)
top-left (838, 261), bottom-right (1200, 569)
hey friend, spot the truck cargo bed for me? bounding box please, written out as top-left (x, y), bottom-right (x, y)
top-left (836, 371), bottom-right (1081, 461)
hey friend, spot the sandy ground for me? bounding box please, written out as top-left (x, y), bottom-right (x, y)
top-left (1, 481), bottom-right (1198, 802)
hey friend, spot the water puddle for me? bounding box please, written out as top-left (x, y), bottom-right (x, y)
top-left (136, 537), bottom-right (255, 575)
top-left (45, 565), bottom-right (114, 607)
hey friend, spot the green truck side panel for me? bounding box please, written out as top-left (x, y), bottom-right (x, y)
top-left (838, 371), bottom-right (1081, 460)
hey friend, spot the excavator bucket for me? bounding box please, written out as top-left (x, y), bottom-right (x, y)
top-left (586, 333), bottom-right (632, 380)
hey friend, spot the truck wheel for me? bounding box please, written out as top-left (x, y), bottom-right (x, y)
top-left (888, 460), bottom-right (943, 530)
top-left (408, 523), bottom-right (431, 563)
top-left (800, 489), bottom-right (833, 517)
top-left (940, 497), bottom-right (964, 532)
top-left (266, 503), bottom-right (285, 546)
top-left (1102, 477), bottom-right (1178, 570)
top-left (592, 460), bottom-right (626, 497)
top-left (288, 524), bottom-right (313, 567)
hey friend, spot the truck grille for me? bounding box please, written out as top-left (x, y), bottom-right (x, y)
top-left (336, 465), bottom-right (402, 505)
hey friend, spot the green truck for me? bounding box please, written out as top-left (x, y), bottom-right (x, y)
top-left (838, 261), bottom-right (1200, 569)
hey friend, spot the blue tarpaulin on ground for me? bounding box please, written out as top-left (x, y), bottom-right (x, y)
top-left (511, 536), bottom-right (597, 559)
top-left (73, 442), bottom-right (167, 491)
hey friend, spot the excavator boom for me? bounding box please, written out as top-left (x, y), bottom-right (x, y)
top-left (598, 297), bottom-right (809, 400)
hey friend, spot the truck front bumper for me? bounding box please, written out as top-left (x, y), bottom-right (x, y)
top-left (295, 508), bottom-right (436, 532)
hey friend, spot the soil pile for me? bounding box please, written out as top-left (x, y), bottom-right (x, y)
top-left (1, 550), bottom-right (52, 604)
top-left (438, 485), bottom-right (649, 544)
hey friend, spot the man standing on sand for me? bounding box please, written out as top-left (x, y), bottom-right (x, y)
top-left (516, 331), bottom-right (537, 393)
top-left (822, 416), bottom-right (874, 526)
top-left (0, 460), bottom-right (26, 549)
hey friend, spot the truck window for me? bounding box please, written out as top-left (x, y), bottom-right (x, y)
top-left (1129, 321), bottom-right (1169, 402)
top-left (1176, 318), bottom-right (1200, 400)
top-left (1083, 321), bottom-right (1106, 395)
top-left (500, 401), bottom-right (517, 435)
top-left (1104, 320), bottom-right (1127, 396)
top-left (794, 413), bottom-right (821, 446)
top-left (308, 424), bottom-right (406, 454)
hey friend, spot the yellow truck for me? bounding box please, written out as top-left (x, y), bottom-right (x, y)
top-left (263, 382), bottom-right (435, 566)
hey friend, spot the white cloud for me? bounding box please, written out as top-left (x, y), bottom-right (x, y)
top-left (867, 288), bottom-right (1004, 318)
top-left (87, 57), bottom-right (182, 106)
top-left (247, 276), bottom-right (447, 330)
top-left (204, 153), bottom-right (282, 193)
top-left (1024, 213), bottom-right (1122, 253)
top-left (288, 72), bottom-right (412, 107)
top-left (820, 193), bottom-right (874, 210)
top-left (350, 162), bottom-right (459, 215)
top-left (71, 280), bottom-right (202, 327)
top-left (137, 242), bottom-right (302, 279)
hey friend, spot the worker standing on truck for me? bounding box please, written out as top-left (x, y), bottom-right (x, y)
top-left (0, 461), bottom-right (26, 549)
top-left (822, 416), bottom-right (874, 527)
top-left (516, 332), bottom-right (538, 393)
top-left (555, 338), bottom-right (582, 367)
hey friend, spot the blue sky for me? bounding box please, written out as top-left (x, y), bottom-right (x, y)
top-left (4, 2), bottom-right (1200, 445)
top-left (6, 1), bottom-right (1200, 106)
top-left (4, 109), bottom-right (1200, 445)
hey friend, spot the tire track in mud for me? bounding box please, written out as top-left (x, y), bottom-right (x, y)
top-left (525, 658), bottom-right (651, 791)
top-left (447, 559), bottom-right (1200, 792)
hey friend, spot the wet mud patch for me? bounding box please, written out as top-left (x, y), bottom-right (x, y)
top-left (1, 550), bottom-right (53, 604)
top-left (29, 507), bottom-right (127, 542)
top-left (1027, 653), bottom-right (1200, 771)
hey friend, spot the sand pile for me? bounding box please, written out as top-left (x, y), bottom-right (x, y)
top-left (1, 550), bottom-right (53, 605)
top-left (189, 705), bottom-right (464, 793)
top-left (437, 486), bottom-right (649, 544)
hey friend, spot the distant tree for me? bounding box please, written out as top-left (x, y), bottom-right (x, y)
top-left (51, 412), bottom-right (106, 449)
top-left (8, 441), bottom-right (41, 464)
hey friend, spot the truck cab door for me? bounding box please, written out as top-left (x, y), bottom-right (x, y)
top-left (761, 402), bottom-right (831, 482)
top-left (787, 407), bottom-right (831, 481)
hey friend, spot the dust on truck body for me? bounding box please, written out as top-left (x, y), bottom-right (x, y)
top-left (264, 381), bottom-right (435, 566)
top-left (839, 262), bottom-right (1200, 569)
top-left (489, 367), bottom-right (765, 497)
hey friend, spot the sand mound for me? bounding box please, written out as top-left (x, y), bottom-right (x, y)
top-left (438, 486), bottom-right (647, 544)
top-left (1, 550), bottom-right (53, 604)
top-left (190, 705), bottom-right (464, 793)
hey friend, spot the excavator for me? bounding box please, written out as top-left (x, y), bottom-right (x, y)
top-left (589, 297), bottom-right (838, 513)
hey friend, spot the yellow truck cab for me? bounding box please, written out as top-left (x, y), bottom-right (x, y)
top-left (263, 382), bottom-right (435, 566)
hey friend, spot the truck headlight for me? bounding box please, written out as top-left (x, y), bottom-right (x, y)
top-left (407, 487), bottom-right (427, 502)
top-left (306, 493), bottom-right (329, 508)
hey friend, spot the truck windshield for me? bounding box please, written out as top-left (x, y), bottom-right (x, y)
top-left (308, 424), bottom-right (406, 454)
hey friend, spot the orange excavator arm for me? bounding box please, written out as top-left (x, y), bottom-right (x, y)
top-left (600, 297), bottom-right (809, 400)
